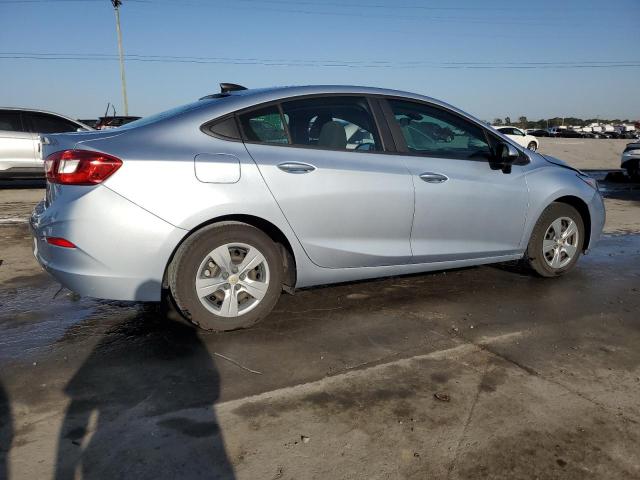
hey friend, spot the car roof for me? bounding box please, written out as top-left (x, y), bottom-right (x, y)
top-left (194, 84), bottom-right (483, 126)
top-left (113, 84), bottom-right (528, 152)
top-left (211, 84), bottom-right (447, 105)
top-left (0, 107), bottom-right (92, 129)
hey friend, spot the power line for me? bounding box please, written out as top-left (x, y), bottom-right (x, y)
top-left (0, 0), bottom-right (629, 25)
top-left (0, 52), bottom-right (638, 69)
top-left (0, 0), bottom-right (627, 10)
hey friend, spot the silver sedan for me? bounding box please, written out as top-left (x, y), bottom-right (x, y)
top-left (31, 84), bottom-right (605, 331)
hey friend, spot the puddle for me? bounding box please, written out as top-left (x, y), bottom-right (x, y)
top-left (0, 283), bottom-right (143, 362)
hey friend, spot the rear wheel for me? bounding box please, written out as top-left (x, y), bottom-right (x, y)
top-left (169, 222), bottom-right (283, 331)
top-left (527, 141), bottom-right (537, 151)
top-left (525, 203), bottom-right (584, 277)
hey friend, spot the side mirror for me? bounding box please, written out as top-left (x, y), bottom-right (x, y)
top-left (493, 142), bottom-right (519, 173)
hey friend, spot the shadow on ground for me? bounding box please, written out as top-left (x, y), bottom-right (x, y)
top-left (53, 284), bottom-right (236, 480)
top-left (0, 381), bottom-right (11, 480)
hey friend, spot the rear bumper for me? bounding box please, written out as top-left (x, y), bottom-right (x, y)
top-left (30, 185), bottom-right (187, 301)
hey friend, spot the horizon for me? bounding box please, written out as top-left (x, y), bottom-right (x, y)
top-left (0, 0), bottom-right (638, 120)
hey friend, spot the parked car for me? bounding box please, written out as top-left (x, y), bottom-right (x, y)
top-left (527, 129), bottom-right (552, 137)
top-left (32, 84), bottom-right (605, 331)
top-left (621, 142), bottom-right (640, 180)
top-left (78, 119), bottom-right (99, 128)
top-left (621, 131), bottom-right (640, 140)
top-left (0, 108), bottom-right (92, 178)
top-left (547, 127), bottom-right (566, 136)
top-left (494, 126), bottom-right (539, 151)
top-left (95, 116), bottom-right (141, 130)
top-left (557, 130), bottom-right (584, 139)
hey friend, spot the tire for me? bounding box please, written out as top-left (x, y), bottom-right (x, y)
top-left (527, 141), bottom-right (537, 151)
top-left (525, 203), bottom-right (585, 278)
top-left (168, 222), bottom-right (283, 331)
top-left (625, 161), bottom-right (640, 181)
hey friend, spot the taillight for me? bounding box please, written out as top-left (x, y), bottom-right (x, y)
top-left (45, 150), bottom-right (122, 185)
top-left (45, 237), bottom-right (77, 248)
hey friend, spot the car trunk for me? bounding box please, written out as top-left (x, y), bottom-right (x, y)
top-left (39, 130), bottom-right (127, 162)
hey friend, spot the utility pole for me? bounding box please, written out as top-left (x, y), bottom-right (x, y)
top-left (111, 0), bottom-right (129, 115)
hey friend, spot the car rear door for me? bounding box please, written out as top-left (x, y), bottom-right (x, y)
top-left (240, 95), bottom-right (414, 268)
top-left (0, 110), bottom-right (39, 171)
top-left (381, 98), bottom-right (529, 263)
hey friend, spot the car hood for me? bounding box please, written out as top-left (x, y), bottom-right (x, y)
top-left (540, 153), bottom-right (583, 174)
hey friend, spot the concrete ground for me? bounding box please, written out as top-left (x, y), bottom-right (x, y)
top-left (538, 138), bottom-right (631, 170)
top-left (1, 139), bottom-right (639, 479)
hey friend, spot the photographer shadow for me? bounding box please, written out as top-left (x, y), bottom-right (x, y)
top-left (1, 382), bottom-right (11, 480)
top-left (54, 282), bottom-right (235, 480)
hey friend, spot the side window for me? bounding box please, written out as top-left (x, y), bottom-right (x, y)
top-left (0, 110), bottom-right (24, 132)
top-left (204, 115), bottom-right (241, 141)
top-left (281, 96), bottom-right (381, 152)
top-left (388, 100), bottom-right (491, 160)
top-left (238, 106), bottom-right (289, 145)
top-left (498, 127), bottom-right (515, 135)
top-left (27, 113), bottom-right (79, 133)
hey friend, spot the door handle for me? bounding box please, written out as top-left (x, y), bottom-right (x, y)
top-left (277, 162), bottom-right (316, 174)
top-left (419, 172), bottom-right (449, 183)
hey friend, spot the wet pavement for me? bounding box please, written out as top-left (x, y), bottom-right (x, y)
top-left (1, 173), bottom-right (640, 478)
top-left (1, 226), bottom-right (640, 478)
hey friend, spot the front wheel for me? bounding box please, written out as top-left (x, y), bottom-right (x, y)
top-left (168, 222), bottom-right (283, 331)
top-left (525, 203), bottom-right (584, 277)
top-left (527, 141), bottom-right (537, 151)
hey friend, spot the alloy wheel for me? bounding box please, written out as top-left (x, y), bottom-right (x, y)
top-left (194, 243), bottom-right (270, 317)
top-left (542, 217), bottom-right (579, 269)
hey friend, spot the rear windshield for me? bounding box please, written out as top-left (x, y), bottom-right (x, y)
top-left (117, 98), bottom-right (225, 130)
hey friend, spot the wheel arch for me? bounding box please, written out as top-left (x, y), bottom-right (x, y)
top-left (551, 195), bottom-right (592, 251)
top-left (163, 214), bottom-right (297, 291)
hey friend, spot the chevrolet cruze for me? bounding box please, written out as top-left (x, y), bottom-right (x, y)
top-left (31, 84), bottom-right (605, 331)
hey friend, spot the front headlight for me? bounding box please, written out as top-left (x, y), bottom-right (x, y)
top-left (577, 174), bottom-right (598, 191)
top-left (623, 149), bottom-right (640, 156)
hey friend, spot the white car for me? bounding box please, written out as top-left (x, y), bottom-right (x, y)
top-left (0, 108), bottom-right (92, 178)
top-left (494, 126), bottom-right (539, 151)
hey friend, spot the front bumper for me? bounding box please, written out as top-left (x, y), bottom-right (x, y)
top-left (621, 154), bottom-right (639, 170)
top-left (30, 185), bottom-right (187, 301)
top-left (586, 189), bottom-right (606, 251)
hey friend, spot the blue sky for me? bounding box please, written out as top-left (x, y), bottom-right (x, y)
top-left (0, 0), bottom-right (638, 121)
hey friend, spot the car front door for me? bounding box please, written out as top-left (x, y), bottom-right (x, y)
top-left (382, 98), bottom-right (529, 263)
top-left (240, 96), bottom-right (414, 268)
